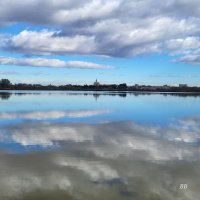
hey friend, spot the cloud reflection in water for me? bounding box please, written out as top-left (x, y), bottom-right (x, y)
top-left (0, 109), bottom-right (111, 120)
top-left (0, 118), bottom-right (199, 199)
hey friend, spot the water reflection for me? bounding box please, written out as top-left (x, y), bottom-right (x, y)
top-left (0, 91), bottom-right (200, 199)
top-left (1, 119), bottom-right (200, 155)
top-left (0, 92), bottom-right (11, 100)
top-left (0, 120), bottom-right (199, 199)
top-left (1, 91), bottom-right (200, 102)
top-left (0, 109), bottom-right (110, 120)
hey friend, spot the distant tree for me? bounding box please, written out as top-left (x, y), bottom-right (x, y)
top-left (0, 79), bottom-right (11, 88)
top-left (118, 83), bottom-right (127, 90)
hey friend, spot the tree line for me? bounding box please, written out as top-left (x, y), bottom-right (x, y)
top-left (0, 78), bottom-right (200, 92)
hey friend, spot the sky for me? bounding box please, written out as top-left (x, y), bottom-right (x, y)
top-left (0, 0), bottom-right (200, 86)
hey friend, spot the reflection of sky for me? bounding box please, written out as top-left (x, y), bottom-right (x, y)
top-left (0, 91), bottom-right (200, 199)
top-left (0, 121), bottom-right (200, 199)
top-left (1, 118), bottom-right (200, 152)
top-left (1, 91), bottom-right (200, 125)
top-left (0, 91), bottom-right (200, 152)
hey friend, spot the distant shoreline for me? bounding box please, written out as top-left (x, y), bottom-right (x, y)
top-left (1, 88), bottom-right (200, 93)
top-left (0, 79), bottom-right (200, 93)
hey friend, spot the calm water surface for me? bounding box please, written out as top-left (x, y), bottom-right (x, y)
top-left (0, 91), bottom-right (200, 200)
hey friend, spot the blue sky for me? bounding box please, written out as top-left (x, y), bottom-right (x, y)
top-left (0, 0), bottom-right (200, 86)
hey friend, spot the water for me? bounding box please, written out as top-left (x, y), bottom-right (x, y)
top-left (0, 91), bottom-right (200, 200)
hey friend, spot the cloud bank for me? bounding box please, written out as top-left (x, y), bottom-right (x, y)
top-left (0, 56), bottom-right (112, 69)
top-left (0, 0), bottom-right (200, 64)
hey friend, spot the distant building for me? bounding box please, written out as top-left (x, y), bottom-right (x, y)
top-left (162, 84), bottom-right (170, 89)
top-left (179, 84), bottom-right (188, 88)
top-left (94, 79), bottom-right (100, 86)
top-left (134, 84), bottom-right (139, 89)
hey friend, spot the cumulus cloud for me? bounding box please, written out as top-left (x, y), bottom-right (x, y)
top-left (2, 18), bottom-right (199, 57)
top-left (164, 36), bottom-right (200, 64)
top-left (3, 30), bottom-right (96, 55)
top-left (167, 37), bottom-right (200, 51)
top-left (0, 56), bottom-right (112, 69)
top-left (1, 0), bottom-right (200, 61)
top-left (0, 0), bottom-right (118, 26)
top-left (175, 53), bottom-right (200, 65)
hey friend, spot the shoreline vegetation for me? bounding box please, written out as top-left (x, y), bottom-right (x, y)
top-left (0, 78), bottom-right (200, 93)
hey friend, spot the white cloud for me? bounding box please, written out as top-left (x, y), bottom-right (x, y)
top-left (175, 53), bottom-right (200, 65)
top-left (52, 0), bottom-right (120, 25)
top-left (3, 17), bottom-right (200, 57)
top-left (166, 37), bottom-right (200, 53)
top-left (1, 0), bottom-right (200, 61)
top-left (0, 56), bottom-right (112, 69)
top-left (5, 30), bottom-right (96, 55)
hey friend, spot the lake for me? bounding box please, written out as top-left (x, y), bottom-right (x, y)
top-left (0, 91), bottom-right (200, 200)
